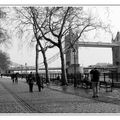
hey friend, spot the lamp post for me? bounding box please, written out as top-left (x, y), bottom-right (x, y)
top-left (25, 63), bottom-right (27, 74)
top-left (72, 47), bottom-right (77, 87)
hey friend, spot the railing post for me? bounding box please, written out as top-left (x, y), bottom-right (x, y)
top-left (104, 73), bottom-right (106, 82)
top-left (112, 72), bottom-right (114, 87)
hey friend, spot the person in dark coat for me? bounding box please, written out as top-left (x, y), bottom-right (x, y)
top-left (28, 72), bottom-right (34, 92)
top-left (90, 67), bottom-right (100, 98)
top-left (11, 73), bottom-right (15, 83)
top-left (36, 73), bottom-right (41, 92)
top-left (26, 74), bottom-right (29, 83)
top-left (1, 74), bottom-right (3, 78)
top-left (15, 73), bottom-right (19, 83)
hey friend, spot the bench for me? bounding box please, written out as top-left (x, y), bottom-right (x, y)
top-left (99, 81), bottom-right (113, 92)
top-left (80, 80), bottom-right (92, 89)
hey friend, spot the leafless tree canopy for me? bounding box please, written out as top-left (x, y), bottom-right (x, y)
top-left (0, 8), bottom-right (10, 48)
top-left (6, 6), bottom-right (111, 85)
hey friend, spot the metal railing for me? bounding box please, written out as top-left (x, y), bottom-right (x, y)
top-left (3, 72), bottom-right (120, 85)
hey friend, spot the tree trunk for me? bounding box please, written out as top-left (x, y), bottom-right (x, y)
top-left (42, 51), bottom-right (50, 83)
top-left (36, 40), bottom-right (50, 84)
top-left (35, 43), bottom-right (39, 74)
top-left (59, 44), bottom-right (68, 85)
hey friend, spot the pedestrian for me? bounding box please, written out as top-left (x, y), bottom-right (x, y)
top-left (28, 72), bottom-right (34, 92)
top-left (1, 74), bottom-right (3, 78)
top-left (36, 73), bottom-right (41, 92)
top-left (15, 73), bottom-right (18, 83)
top-left (26, 74), bottom-right (29, 83)
top-left (90, 67), bottom-right (100, 98)
top-left (11, 73), bottom-right (15, 83)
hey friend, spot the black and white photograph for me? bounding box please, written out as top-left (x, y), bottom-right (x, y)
top-left (1, 0), bottom-right (120, 117)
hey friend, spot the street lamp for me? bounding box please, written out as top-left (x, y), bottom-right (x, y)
top-left (72, 47), bottom-right (77, 87)
top-left (25, 63), bottom-right (27, 74)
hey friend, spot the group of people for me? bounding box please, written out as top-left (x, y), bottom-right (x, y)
top-left (11, 73), bottom-right (19, 84)
top-left (27, 72), bottom-right (44, 92)
top-left (10, 68), bottom-right (100, 97)
top-left (11, 72), bottom-right (44, 93)
top-left (27, 68), bottom-right (100, 96)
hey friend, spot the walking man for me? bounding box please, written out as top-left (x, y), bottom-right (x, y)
top-left (28, 72), bottom-right (34, 92)
top-left (36, 73), bottom-right (41, 92)
top-left (15, 73), bottom-right (18, 84)
top-left (90, 67), bottom-right (100, 98)
top-left (11, 73), bottom-right (15, 83)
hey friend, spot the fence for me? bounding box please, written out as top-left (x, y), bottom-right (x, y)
top-left (3, 72), bottom-right (120, 85)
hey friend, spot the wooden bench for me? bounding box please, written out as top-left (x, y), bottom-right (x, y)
top-left (99, 81), bottom-right (113, 92)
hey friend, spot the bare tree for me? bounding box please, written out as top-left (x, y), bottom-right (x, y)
top-left (29, 7), bottom-right (111, 86)
top-left (6, 7), bottom-right (111, 86)
top-left (28, 7), bottom-right (53, 83)
top-left (0, 8), bottom-right (11, 72)
top-left (29, 7), bottom-right (71, 85)
top-left (0, 8), bottom-right (10, 46)
top-left (8, 7), bottom-right (52, 83)
top-left (34, 32), bottom-right (51, 83)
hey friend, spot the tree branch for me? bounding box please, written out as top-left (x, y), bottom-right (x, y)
top-left (48, 9), bottom-right (59, 38)
top-left (58, 7), bottom-right (71, 37)
top-left (30, 7), bottom-right (58, 47)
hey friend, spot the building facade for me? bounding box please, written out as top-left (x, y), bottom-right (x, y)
top-left (65, 29), bottom-right (81, 74)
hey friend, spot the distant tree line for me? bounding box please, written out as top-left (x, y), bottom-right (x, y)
top-left (0, 8), bottom-right (10, 72)
top-left (0, 50), bottom-right (10, 72)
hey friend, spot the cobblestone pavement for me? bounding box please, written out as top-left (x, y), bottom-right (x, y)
top-left (1, 77), bottom-right (120, 113)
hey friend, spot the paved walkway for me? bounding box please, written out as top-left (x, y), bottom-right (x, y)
top-left (1, 77), bottom-right (120, 113)
top-left (48, 83), bottom-right (120, 105)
